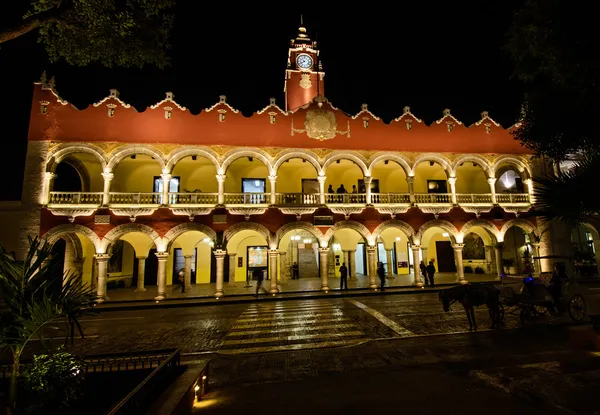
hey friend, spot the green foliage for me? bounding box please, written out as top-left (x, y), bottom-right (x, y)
top-left (24, 348), bottom-right (84, 414)
top-left (10, 0), bottom-right (175, 68)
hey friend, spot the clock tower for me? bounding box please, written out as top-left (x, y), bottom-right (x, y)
top-left (284, 22), bottom-right (325, 113)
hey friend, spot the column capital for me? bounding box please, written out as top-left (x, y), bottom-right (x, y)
top-left (268, 175), bottom-right (277, 182)
top-left (406, 176), bottom-right (415, 184)
top-left (44, 171), bottom-right (56, 180)
top-left (94, 253), bottom-right (110, 262)
top-left (227, 252), bottom-right (236, 257)
top-left (411, 245), bottom-right (421, 252)
top-left (363, 176), bottom-right (372, 184)
top-left (268, 249), bottom-right (280, 258)
top-left (101, 172), bottom-right (114, 181)
top-left (492, 243), bottom-right (504, 248)
top-left (447, 177), bottom-right (457, 185)
top-left (366, 245), bottom-right (377, 253)
top-left (160, 173), bottom-right (172, 181)
top-left (318, 247), bottom-right (330, 254)
top-left (213, 249), bottom-right (227, 258)
top-left (155, 252), bottom-right (169, 260)
top-left (487, 177), bottom-right (497, 185)
top-left (136, 256), bottom-right (147, 260)
top-left (216, 174), bottom-right (227, 183)
top-left (317, 175), bottom-right (326, 184)
top-left (183, 254), bottom-right (193, 259)
top-left (452, 243), bottom-right (465, 251)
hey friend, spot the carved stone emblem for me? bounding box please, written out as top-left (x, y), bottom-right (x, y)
top-left (299, 73), bottom-right (312, 89)
top-left (305, 109), bottom-right (337, 141)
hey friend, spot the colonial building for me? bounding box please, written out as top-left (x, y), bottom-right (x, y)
top-left (13, 24), bottom-right (599, 302)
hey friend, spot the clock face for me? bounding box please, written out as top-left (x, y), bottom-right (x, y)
top-left (296, 54), bottom-right (313, 70)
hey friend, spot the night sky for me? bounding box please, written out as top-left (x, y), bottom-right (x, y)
top-left (0, 1), bottom-right (524, 201)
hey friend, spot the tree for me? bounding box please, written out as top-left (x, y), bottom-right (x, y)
top-left (0, 0), bottom-right (175, 68)
top-left (0, 237), bottom-right (97, 414)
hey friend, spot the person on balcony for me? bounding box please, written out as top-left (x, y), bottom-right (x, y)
top-left (327, 184), bottom-right (334, 203)
top-left (336, 184), bottom-right (347, 203)
top-left (351, 185), bottom-right (358, 203)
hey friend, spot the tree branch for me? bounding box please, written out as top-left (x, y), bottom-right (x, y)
top-left (0, 6), bottom-right (65, 45)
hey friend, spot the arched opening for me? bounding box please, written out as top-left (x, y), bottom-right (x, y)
top-left (455, 162), bottom-right (490, 194)
top-left (49, 153), bottom-right (104, 204)
top-left (370, 160), bottom-right (409, 204)
top-left (328, 227), bottom-right (369, 288)
top-left (495, 165), bottom-right (526, 194)
top-left (279, 229), bottom-right (320, 281)
top-left (421, 227), bottom-right (457, 278)
top-left (375, 228), bottom-right (411, 283)
top-left (44, 230), bottom-right (99, 290)
top-left (275, 158), bottom-right (320, 204)
top-left (224, 157), bottom-right (270, 204)
top-left (571, 224), bottom-right (600, 277)
top-left (167, 230), bottom-right (215, 291)
top-left (324, 159), bottom-right (365, 204)
top-left (501, 227), bottom-right (534, 275)
top-left (171, 155), bottom-right (218, 204)
top-left (413, 160), bottom-right (450, 203)
top-left (461, 227), bottom-right (495, 277)
top-left (227, 229), bottom-right (269, 284)
top-left (111, 154), bottom-right (164, 203)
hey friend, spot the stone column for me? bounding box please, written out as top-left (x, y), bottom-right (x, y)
top-left (317, 175), bottom-right (326, 205)
top-left (530, 243), bottom-right (541, 276)
top-left (364, 176), bottom-right (372, 205)
top-left (216, 174), bottom-right (226, 205)
top-left (386, 249), bottom-right (393, 278)
top-left (319, 248), bottom-right (330, 291)
top-left (494, 244), bottom-right (504, 277)
top-left (484, 246), bottom-right (494, 275)
top-left (411, 246), bottom-right (423, 286)
top-left (160, 173), bottom-right (171, 205)
top-left (268, 250), bottom-right (279, 294)
top-left (407, 176), bottom-right (415, 203)
top-left (155, 252), bottom-right (169, 300)
top-left (183, 254), bottom-right (193, 292)
top-left (348, 250), bottom-right (357, 279)
top-left (279, 251), bottom-right (290, 283)
top-left (343, 250), bottom-right (351, 278)
top-left (268, 175), bottom-right (277, 205)
top-left (487, 177), bottom-right (497, 204)
top-left (453, 244), bottom-right (467, 284)
top-left (135, 256), bottom-right (147, 291)
top-left (73, 257), bottom-right (84, 285)
top-left (228, 253), bottom-right (237, 285)
top-left (421, 247), bottom-right (428, 264)
top-left (214, 249), bottom-right (226, 297)
top-left (523, 178), bottom-right (534, 203)
top-left (101, 171), bottom-right (114, 207)
top-left (95, 254), bottom-right (110, 302)
top-left (448, 177), bottom-right (457, 204)
top-left (366, 246), bottom-right (377, 289)
top-left (41, 172), bottom-right (56, 205)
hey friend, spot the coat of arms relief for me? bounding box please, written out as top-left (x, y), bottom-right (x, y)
top-left (291, 105), bottom-right (351, 141)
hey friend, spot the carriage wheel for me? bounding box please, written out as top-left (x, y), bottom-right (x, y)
top-left (534, 305), bottom-right (547, 315)
top-left (520, 306), bottom-right (534, 325)
top-left (568, 294), bottom-right (587, 321)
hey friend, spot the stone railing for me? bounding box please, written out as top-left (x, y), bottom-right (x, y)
top-left (48, 191), bottom-right (103, 205)
top-left (224, 193), bottom-right (269, 205)
top-left (456, 194), bottom-right (494, 204)
top-left (496, 193), bottom-right (530, 204)
top-left (414, 193), bottom-right (452, 204)
top-left (371, 193), bottom-right (411, 204)
top-left (109, 192), bottom-right (162, 205)
top-left (324, 193), bottom-right (367, 204)
top-left (167, 192), bottom-right (218, 205)
top-left (275, 193), bottom-right (320, 205)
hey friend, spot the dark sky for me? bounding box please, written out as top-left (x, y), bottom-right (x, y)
top-left (0, 1), bottom-right (524, 201)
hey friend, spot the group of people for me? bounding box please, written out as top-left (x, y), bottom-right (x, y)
top-left (420, 260), bottom-right (437, 287)
top-left (338, 261), bottom-right (388, 291)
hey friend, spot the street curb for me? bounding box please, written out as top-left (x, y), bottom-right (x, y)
top-left (95, 280), bottom-right (499, 312)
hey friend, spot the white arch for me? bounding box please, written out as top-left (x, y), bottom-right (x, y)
top-left (323, 220), bottom-right (373, 246)
top-left (41, 224), bottom-right (102, 253)
top-left (163, 222), bottom-right (218, 251)
top-left (223, 222), bottom-right (273, 247)
top-left (492, 156), bottom-right (532, 179)
top-left (460, 219), bottom-right (500, 244)
top-left (100, 223), bottom-right (162, 253)
top-left (416, 220), bottom-right (460, 245)
top-left (368, 153), bottom-right (411, 177)
top-left (499, 219), bottom-right (539, 242)
top-left (272, 149), bottom-right (322, 175)
top-left (322, 151), bottom-right (369, 176)
top-left (274, 221), bottom-right (324, 247)
top-left (107, 145), bottom-right (167, 171)
top-left (220, 148), bottom-right (273, 175)
top-left (372, 220), bottom-right (416, 241)
top-left (47, 143), bottom-right (108, 172)
top-left (165, 147), bottom-right (220, 172)
top-left (411, 154), bottom-right (453, 176)
top-left (452, 155), bottom-right (493, 178)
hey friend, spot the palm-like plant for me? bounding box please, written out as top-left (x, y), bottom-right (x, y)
top-left (0, 236), bottom-right (97, 413)
top-left (531, 153), bottom-right (600, 228)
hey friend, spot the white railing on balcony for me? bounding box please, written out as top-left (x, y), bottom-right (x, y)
top-left (496, 193), bottom-right (530, 204)
top-left (275, 193), bottom-right (320, 205)
top-left (414, 193), bottom-right (452, 204)
top-left (371, 193), bottom-right (411, 204)
top-left (325, 193), bottom-right (367, 204)
top-left (167, 192), bottom-right (218, 205)
top-left (456, 194), bottom-right (494, 204)
top-left (48, 192), bottom-right (103, 205)
top-left (224, 193), bottom-right (269, 205)
top-left (109, 192), bottom-right (162, 205)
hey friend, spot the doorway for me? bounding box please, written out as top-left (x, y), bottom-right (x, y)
top-left (356, 243), bottom-right (366, 275)
top-left (145, 249), bottom-right (158, 286)
top-left (209, 249), bottom-right (230, 283)
top-left (436, 241), bottom-right (457, 272)
top-left (172, 248), bottom-right (197, 284)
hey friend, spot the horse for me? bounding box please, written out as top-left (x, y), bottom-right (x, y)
top-left (439, 284), bottom-right (502, 331)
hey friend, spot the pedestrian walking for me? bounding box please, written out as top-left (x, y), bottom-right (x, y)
top-left (420, 261), bottom-right (427, 286)
top-left (339, 262), bottom-right (348, 290)
top-left (426, 261), bottom-right (436, 287)
top-left (377, 262), bottom-right (386, 291)
top-left (177, 268), bottom-right (185, 293)
top-left (254, 268), bottom-right (268, 297)
top-left (292, 262), bottom-right (299, 279)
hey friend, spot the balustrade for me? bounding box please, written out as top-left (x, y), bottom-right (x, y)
top-left (275, 193), bottom-right (320, 205)
top-left (48, 192), bottom-right (103, 205)
top-left (371, 193), bottom-right (411, 204)
top-left (224, 192), bottom-right (269, 205)
top-left (167, 192), bottom-right (218, 205)
top-left (109, 192), bottom-right (162, 205)
top-left (496, 193), bottom-right (530, 203)
top-left (325, 193), bottom-right (367, 204)
top-left (414, 193), bottom-right (452, 204)
top-left (455, 194), bottom-right (494, 204)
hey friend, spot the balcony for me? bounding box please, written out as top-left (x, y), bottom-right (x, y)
top-left (48, 191), bottom-right (103, 206)
top-left (371, 193), bottom-right (411, 204)
top-left (456, 194), bottom-right (494, 204)
top-left (167, 192), bottom-right (218, 206)
top-left (223, 193), bottom-right (269, 206)
top-left (414, 193), bottom-right (452, 204)
top-left (496, 193), bottom-right (530, 204)
top-left (325, 193), bottom-right (368, 205)
top-left (275, 193), bottom-right (320, 206)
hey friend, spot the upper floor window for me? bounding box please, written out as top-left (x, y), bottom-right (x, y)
top-left (153, 176), bottom-right (180, 193)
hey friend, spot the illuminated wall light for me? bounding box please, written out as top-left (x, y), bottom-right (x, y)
top-left (396, 237), bottom-right (401, 241)
top-left (442, 232), bottom-right (449, 237)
